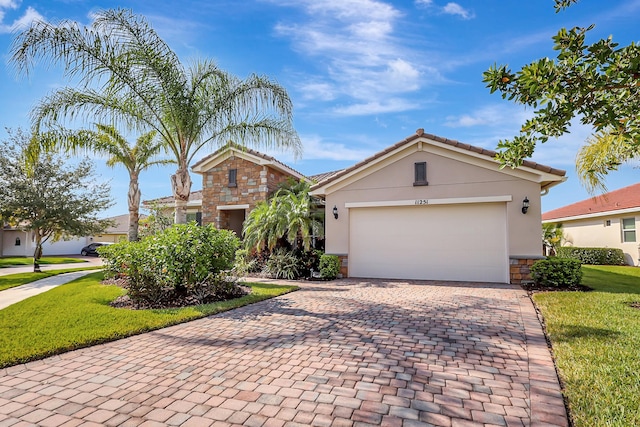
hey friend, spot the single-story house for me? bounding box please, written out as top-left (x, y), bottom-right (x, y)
top-left (0, 214), bottom-right (133, 257)
top-left (310, 129), bottom-right (566, 284)
top-left (146, 129), bottom-right (566, 283)
top-left (542, 183), bottom-right (640, 266)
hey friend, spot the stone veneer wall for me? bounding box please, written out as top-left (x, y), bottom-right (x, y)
top-left (200, 156), bottom-right (292, 229)
top-left (509, 256), bottom-right (545, 285)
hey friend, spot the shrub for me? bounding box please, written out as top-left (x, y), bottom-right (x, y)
top-left (319, 254), bottom-right (341, 280)
top-left (530, 258), bottom-right (583, 288)
top-left (99, 223), bottom-right (242, 308)
top-left (262, 249), bottom-right (301, 280)
top-left (556, 247), bottom-right (625, 265)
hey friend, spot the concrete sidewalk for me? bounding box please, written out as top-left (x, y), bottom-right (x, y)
top-left (0, 270), bottom-right (101, 310)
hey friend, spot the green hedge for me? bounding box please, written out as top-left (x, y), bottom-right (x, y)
top-left (556, 247), bottom-right (625, 265)
top-left (531, 258), bottom-right (583, 288)
top-left (319, 254), bottom-right (341, 280)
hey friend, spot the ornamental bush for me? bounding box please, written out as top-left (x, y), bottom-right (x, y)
top-left (556, 247), bottom-right (625, 265)
top-left (530, 257), bottom-right (583, 288)
top-left (319, 254), bottom-right (341, 280)
top-left (262, 249), bottom-right (301, 280)
top-left (100, 223), bottom-right (242, 308)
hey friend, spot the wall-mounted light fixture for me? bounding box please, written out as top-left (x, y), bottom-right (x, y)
top-left (521, 197), bottom-right (530, 214)
top-left (333, 205), bottom-right (339, 219)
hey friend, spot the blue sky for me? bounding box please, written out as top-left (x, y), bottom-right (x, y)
top-left (1, 0), bottom-right (639, 218)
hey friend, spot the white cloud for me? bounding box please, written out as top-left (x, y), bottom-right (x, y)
top-left (301, 135), bottom-right (376, 161)
top-left (414, 0), bottom-right (433, 6)
top-left (442, 2), bottom-right (474, 20)
top-left (444, 105), bottom-right (529, 128)
top-left (267, 0), bottom-right (427, 115)
top-left (333, 98), bottom-right (416, 116)
top-left (0, 2), bottom-right (44, 34)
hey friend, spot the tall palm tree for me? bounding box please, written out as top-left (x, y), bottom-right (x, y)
top-left (40, 124), bottom-right (173, 241)
top-left (10, 8), bottom-right (302, 223)
top-left (576, 130), bottom-right (635, 193)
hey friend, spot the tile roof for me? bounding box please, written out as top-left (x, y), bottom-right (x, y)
top-left (143, 190), bottom-right (203, 206)
top-left (310, 129), bottom-right (566, 190)
top-left (542, 182), bottom-right (640, 221)
top-left (191, 143), bottom-right (305, 178)
top-left (307, 169), bottom-right (344, 184)
top-left (103, 214), bottom-right (147, 234)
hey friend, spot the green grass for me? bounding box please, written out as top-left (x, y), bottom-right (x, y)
top-left (533, 265), bottom-right (640, 427)
top-left (0, 267), bottom-right (104, 291)
top-left (0, 272), bottom-right (297, 368)
top-left (0, 257), bottom-right (86, 267)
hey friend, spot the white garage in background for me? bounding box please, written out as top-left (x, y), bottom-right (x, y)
top-left (310, 129), bottom-right (567, 284)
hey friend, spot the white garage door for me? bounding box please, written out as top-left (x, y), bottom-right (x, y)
top-left (349, 203), bottom-right (508, 283)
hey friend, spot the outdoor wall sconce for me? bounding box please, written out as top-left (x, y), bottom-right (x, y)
top-left (333, 205), bottom-right (339, 219)
top-left (522, 197), bottom-right (530, 214)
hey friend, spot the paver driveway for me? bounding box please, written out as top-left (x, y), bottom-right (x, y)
top-left (0, 279), bottom-right (568, 427)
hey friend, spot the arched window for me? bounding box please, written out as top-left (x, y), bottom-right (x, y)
top-left (15, 237), bottom-right (21, 246)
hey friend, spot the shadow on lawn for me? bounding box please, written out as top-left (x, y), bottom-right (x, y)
top-left (551, 324), bottom-right (621, 343)
top-left (582, 268), bottom-right (640, 295)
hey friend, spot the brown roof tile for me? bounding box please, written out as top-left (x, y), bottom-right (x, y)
top-left (542, 183), bottom-right (640, 221)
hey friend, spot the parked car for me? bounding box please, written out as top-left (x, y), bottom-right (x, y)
top-left (80, 242), bottom-right (113, 256)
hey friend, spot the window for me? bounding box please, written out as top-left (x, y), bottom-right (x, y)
top-left (622, 217), bottom-right (636, 242)
top-left (15, 237), bottom-right (20, 246)
top-left (186, 212), bottom-right (203, 226)
top-left (228, 169), bottom-right (237, 187)
top-left (413, 162), bottom-right (428, 186)
top-left (604, 220), bottom-right (611, 227)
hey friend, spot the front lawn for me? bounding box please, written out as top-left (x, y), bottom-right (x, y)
top-left (0, 257), bottom-right (86, 267)
top-left (0, 267), bottom-right (103, 291)
top-left (0, 272), bottom-right (297, 368)
top-left (533, 265), bottom-right (640, 426)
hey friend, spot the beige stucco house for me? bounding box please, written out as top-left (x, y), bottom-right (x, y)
top-left (310, 129), bottom-right (566, 284)
top-left (146, 129), bottom-right (566, 284)
top-left (542, 183), bottom-right (640, 266)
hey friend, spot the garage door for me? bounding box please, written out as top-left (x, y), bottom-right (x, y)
top-left (349, 203), bottom-right (508, 283)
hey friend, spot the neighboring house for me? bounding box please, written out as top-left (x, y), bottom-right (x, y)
top-left (88, 214), bottom-right (144, 243)
top-left (1, 225), bottom-right (86, 257)
top-left (146, 129), bottom-right (566, 284)
top-left (542, 183), bottom-right (640, 266)
top-left (310, 129), bottom-right (566, 284)
top-left (0, 214), bottom-right (134, 257)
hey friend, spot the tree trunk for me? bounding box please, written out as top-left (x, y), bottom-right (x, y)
top-left (128, 172), bottom-right (141, 241)
top-left (33, 231), bottom-right (43, 273)
top-left (171, 166), bottom-right (192, 224)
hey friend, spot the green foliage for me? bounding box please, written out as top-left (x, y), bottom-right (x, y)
top-left (483, 3), bottom-right (640, 175)
top-left (100, 223), bottom-right (241, 307)
top-left (556, 247), bottom-right (625, 265)
top-left (0, 129), bottom-right (113, 270)
top-left (533, 265), bottom-right (640, 425)
top-left (542, 222), bottom-right (565, 254)
top-left (11, 9), bottom-right (301, 223)
top-left (0, 272), bottom-right (297, 368)
top-left (531, 258), bottom-right (583, 288)
top-left (139, 201), bottom-right (174, 238)
top-left (262, 249), bottom-right (301, 280)
top-left (319, 254), bottom-right (341, 280)
top-left (232, 248), bottom-right (259, 278)
top-left (243, 180), bottom-right (324, 252)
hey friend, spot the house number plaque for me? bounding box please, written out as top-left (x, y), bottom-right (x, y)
top-left (415, 199), bottom-right (429, 205)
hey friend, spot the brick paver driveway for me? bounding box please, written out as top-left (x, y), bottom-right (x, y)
top-left (0, 279), bottom-right (568, 427)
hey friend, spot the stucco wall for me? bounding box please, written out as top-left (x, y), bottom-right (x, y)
top-left (561, 215), bottom-right (639, 265)
top-left (324, 149), bottom-right (544, 259)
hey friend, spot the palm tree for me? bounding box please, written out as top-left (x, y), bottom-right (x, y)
top-left (10, 8), bottom-right (302, 223)
top-left (243, 181), bottom-right (324, 252)
top-left (40, 124), bottom-right (172, 241)
top-left (576, 130), bottom-right (635, 193)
